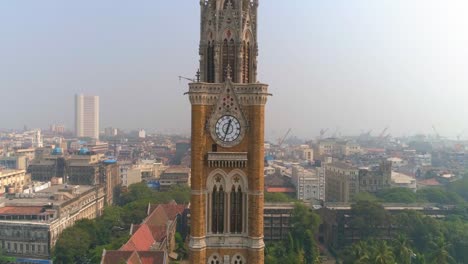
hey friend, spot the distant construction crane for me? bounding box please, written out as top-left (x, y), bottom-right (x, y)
top-left (319, 128), bottom-right (329, 140)
top-left (379, 127), bottom-right (389, 139)
top-left (278, 128), bottom-right (292, 148)
top-left (178, 69), bottom-right (201, 83)
top-left (457, 130), bottom-right (465, 141)
top-left (432, 125), bottom-right (441, 140)
top-left (178, 76), bottom-right (196, 82)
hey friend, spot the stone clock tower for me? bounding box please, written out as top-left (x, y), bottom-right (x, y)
top-left (187, 0), bottom-right (269, 263)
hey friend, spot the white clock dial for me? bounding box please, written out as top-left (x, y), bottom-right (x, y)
top-left (215, 115), bottom-right (241, 143)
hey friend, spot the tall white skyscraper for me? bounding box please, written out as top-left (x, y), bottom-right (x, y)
top-left (75, 94), bottom-right (99, 139)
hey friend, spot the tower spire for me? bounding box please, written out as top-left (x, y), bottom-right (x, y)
top-left (199, 0), bottom-right (259, 84)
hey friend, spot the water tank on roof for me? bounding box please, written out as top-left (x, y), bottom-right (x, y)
top-left (52, 147), bottom-right (63, 155)
top-left (103, 159), bottom-right (117, 164)
top-left (78, 148), bottom-right (89, 155)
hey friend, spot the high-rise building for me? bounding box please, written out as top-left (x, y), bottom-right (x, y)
top-left (187, 1), bottom-right (268, 263)
top-left (75, 94), bottom-right (99, 139)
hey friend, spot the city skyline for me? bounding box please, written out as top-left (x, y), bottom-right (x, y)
top-left (1, 1), bottom-right (468, 139)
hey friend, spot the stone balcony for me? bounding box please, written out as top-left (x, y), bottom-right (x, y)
top-left (207, 152), bottom-right (248, 168)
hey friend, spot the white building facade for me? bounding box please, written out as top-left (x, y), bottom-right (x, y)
top-left (75, 94), bottom-right (99, 139)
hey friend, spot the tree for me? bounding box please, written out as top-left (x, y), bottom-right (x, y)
top-left (0, 249), bottom-right (15, 264)
top-left (377, 188), bottom-right (419, 203)
top-left (392, 234), bottom-right (412, 264)
top-left (417, 188), bottom-right (463, 205)
top-left (303, 230), bottom-right (319, 264)
top-left (290, 202), bottom-right (321, 242)
top-left (373, 241), bottom-right (395, 264)
top-left (428, 237), bottom-right (455, 264)
top-left (448, 176), bottom-right (468, 202)
top-left (265, 192), bottom-right (295, 203)
top-left (175, 232), bottom-right (188, 260)
top-left (353, 192), bottom-right (379, 203)
top-left (54, 225), bottom-right (92, 264)
top-left (350, 200), bottom-right (389, 239)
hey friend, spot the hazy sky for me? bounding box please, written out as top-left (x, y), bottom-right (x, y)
top-left (1, 1), bottom-right (468, 140)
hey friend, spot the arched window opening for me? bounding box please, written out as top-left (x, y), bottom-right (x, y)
top-left (242, 41), bottom-right (250, 83)
top-left (212, 185), bottom-right (225, 233)
top-left (232, 254), bottom-right (245, 264)
top-left (206, 41), bottom-right (215, 83)
top-left (222, 39), bottom-right (236, 82)
top-left (208, 254), bottom-right (221, 264)
top-left (230, 185), bottom-right (243, 233)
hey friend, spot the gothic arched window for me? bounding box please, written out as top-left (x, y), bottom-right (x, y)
top-left (242, 41), bottom-right (250, 83)
top-left (230, 185), bottom-right (243, 233)
top-left (206, 41), bottom-right (215, 83)
top-left (231, 254), bottom-right (245, 264)
top-left (208, 254), bottom-right (221, 264)
top-left (222, 38), bottom-right (236, 82)
top-left (212, 185), bottom-right (225, 233)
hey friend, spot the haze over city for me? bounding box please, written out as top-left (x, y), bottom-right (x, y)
top-left (1, 0), bottom-right (468, 139)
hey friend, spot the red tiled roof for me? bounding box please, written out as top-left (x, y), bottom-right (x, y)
top-left (148, 225), bottom-right (167, 243)
top-left (137, 251), bottom-right (166, 264)
top-left (127, 251), bottom-right (143, 264)
top-left (148, 202), bottom-right (185, 221)
top-left (101, 250), bottom-right (135, 264)
top-left (103, 250), bottom-right (166, 264)
top-left (266, 187), bottom-right (296, 193)
top-left (120, 224), bottom-right (155, 251)
top-left (145, 206), bottom-right (169, 227)
top-left (418, 178), bottom-right (442, 186)
top-left (131, 224), bottom-right (142, 235)
top-left (160, 204), bottom-right (185, 220)
top-left (0, 206), bottom-right (44, 215)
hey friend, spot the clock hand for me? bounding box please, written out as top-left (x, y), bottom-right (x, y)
top-left (223, 119), bottom-right (233, 141)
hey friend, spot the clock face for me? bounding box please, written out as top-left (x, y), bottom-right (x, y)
top-left (215, 115), bottom-right (241, 143)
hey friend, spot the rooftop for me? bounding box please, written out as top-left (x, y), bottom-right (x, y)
top-left (162, 167), bottom-right (190, 174)
top-left (391, 171), bottom-right (415, 184)
top-left (0, 184), bottom-right (95, 207)
top-left (0, 206), bottom-right (45, 216)
top-left (0, 169), bottom-right (26, 176)
top-left (326, 162), bottom-right (357, 170)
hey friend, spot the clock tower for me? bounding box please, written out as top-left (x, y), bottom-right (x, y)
top-left (187, 0), bottom-right (269, 263)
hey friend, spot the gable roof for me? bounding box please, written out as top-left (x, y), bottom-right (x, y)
top-left (148, 201), bottom-right (186, 221)
top-left (102, 250), bottom-right (166, 264)
top-left (120, 224), bottom-right (155, 251)
top-left (137, 251), bottom-right (167, 264)
top-left (144, 205), bottom-right (169, 227)
top-left (101, 250), bottom-right (137, 264)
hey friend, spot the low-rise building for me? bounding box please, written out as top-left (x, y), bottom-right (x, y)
top-left (67, 150), bottom-right (103, 185)
top-left (291, 166), bottom-right (325, 202)
top-left (101, 202), bottom-right (187, 264)
top-left (391, 171), bottom-right (417, 191)
top-left (100, 160), bottom-right (120, 205)
top-left (0, 155), bottom-right (28, 170)
top-left (119, 162), bottom-right (142, 187)
top-left (0, 184), bottom-right (105, 261)
top-left (263, 203), bottom-right (294, 241)
top-left (0, 169), bottom-right (30, 196)
top-left (357, 161), bottom-right (392, 193)
top-left (159, 167), bottom-right (190, 191)
top-left (28, 148), bottom-right (67, 182)
top-left (325, 161), bottom-right (393, 203)
top-left (325, 162), bottom-right (359, 203)
top-left (138, 160), bottom-right (164, 180)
